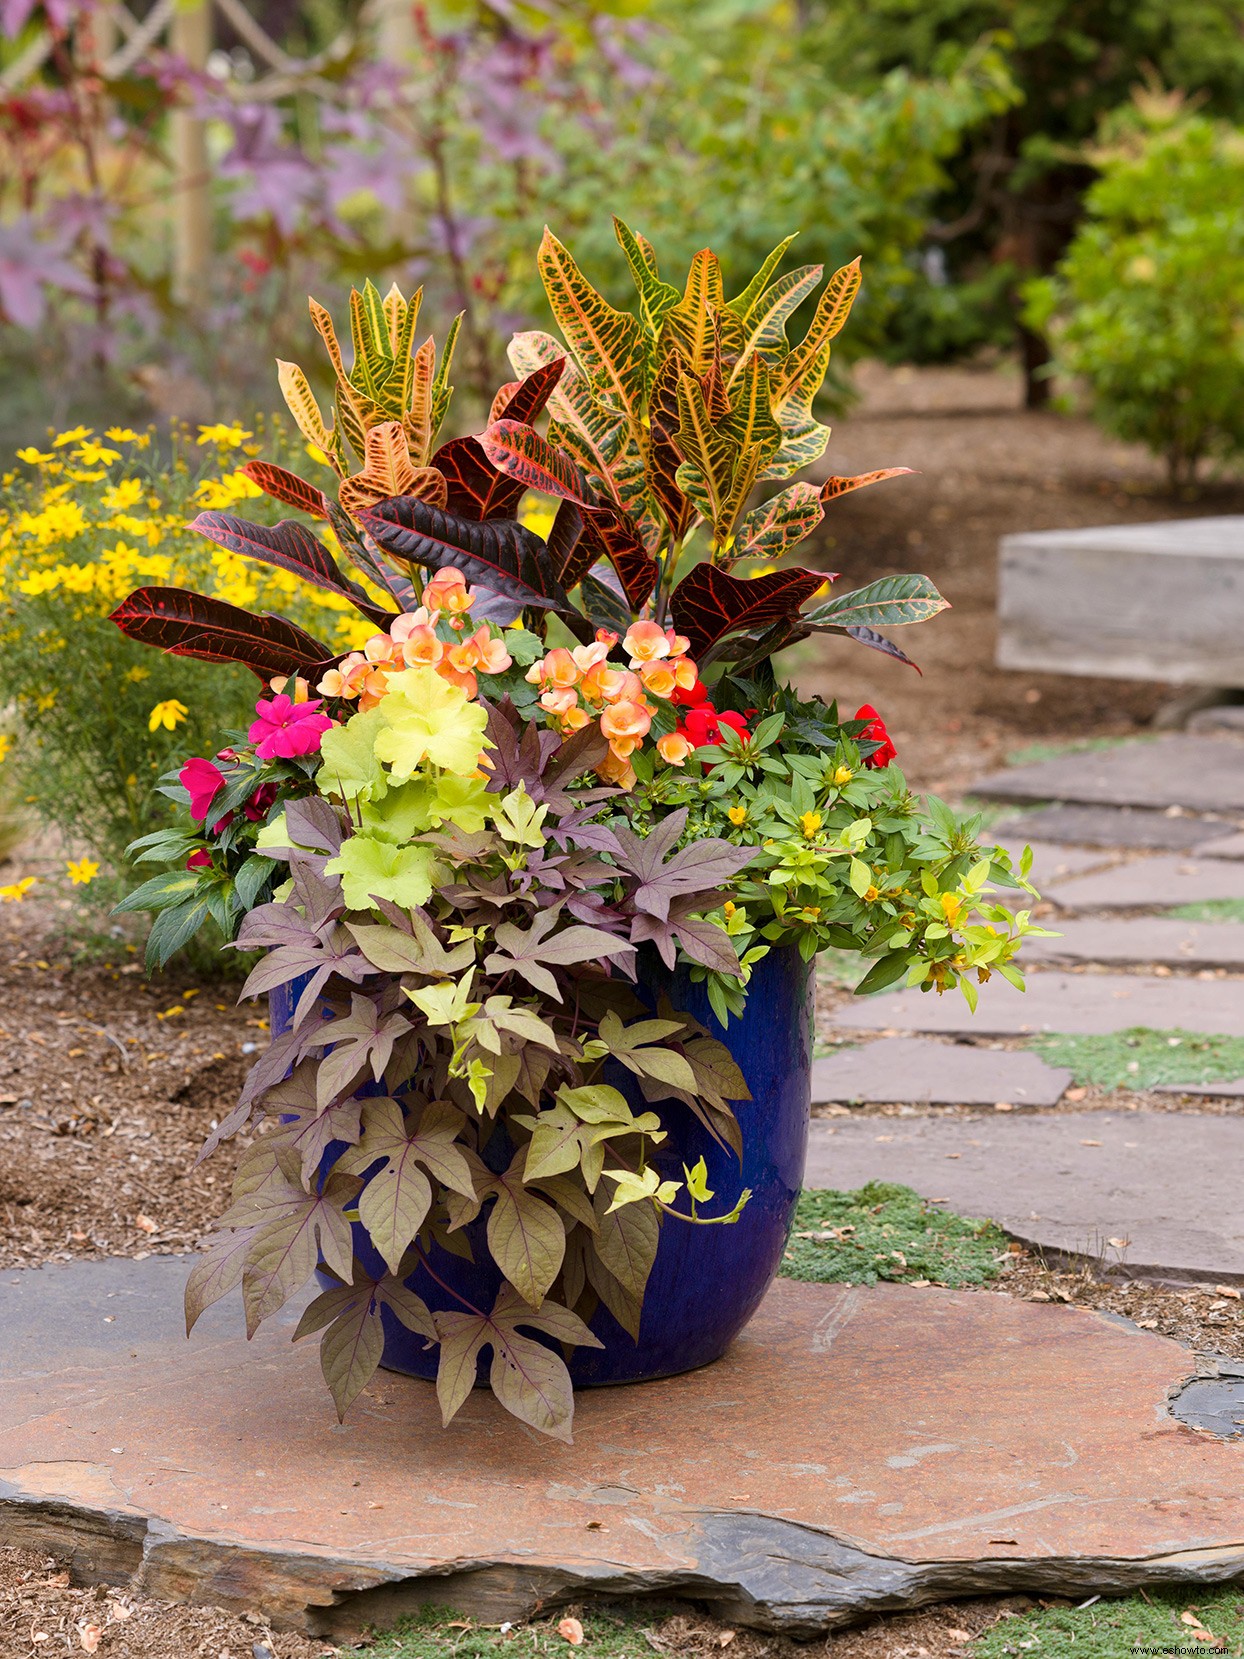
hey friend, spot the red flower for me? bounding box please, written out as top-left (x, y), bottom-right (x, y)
top-left (855, 704), bottom-right (897, 768)
top-left (677, 702), bottom-right (750, 753)
top-left (244, 782), bottom-right (279, 822)
top-left (669, 676), bottom-right (709, 707)
top-left (186, 849), bottom-right (213, 870)
top-left (180, 757), bottom-right (229, 827)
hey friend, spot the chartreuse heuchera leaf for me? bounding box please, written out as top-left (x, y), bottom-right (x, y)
top-left (110, 231), bottom-right (1044, 1447)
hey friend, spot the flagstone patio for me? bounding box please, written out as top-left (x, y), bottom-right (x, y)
top-left (3, 1255), bottom-right (1244, 1641)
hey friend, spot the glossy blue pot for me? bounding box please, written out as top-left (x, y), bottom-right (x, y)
top-left (269, 944), bottom-right (812, 1387)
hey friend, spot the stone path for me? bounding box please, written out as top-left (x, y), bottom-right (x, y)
top-left (805, 1112), bottom-right (1244, 1285)
top-left (1022, 917), bottom-right (1244, 971)
top-left (994, 804), bottom-right (1234, 853)
top-left (827, 732), bottom-right (1244, 1292)
top-left (974, 735), bottom-right (1244, 814)
top-left (1045, 853), bottom-right (1244, 910)
top-left (812, 1038), bottom-right (1071, 1107)
top-left (4, 1256), bottom-right (1244, 1639)
top-left (836, 971), bottom-right (1243, 1037)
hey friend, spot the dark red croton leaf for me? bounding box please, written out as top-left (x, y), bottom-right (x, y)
top-left (355, 497), bottom-right (572, 615)
top-left (189, 512), bottom-right (397, 630)
top-left (239, 460), bottom-right (331, 519)
top-left (579, 508), bottom-right (659, 611)
top-left (431, 359), bottom-right (566, 522)
top-left (109, 586), bottom-right (333, 680)
top-left (494, 357), bottom-right (565, 425)
top-left (669, 564), bottom-right (826, 661)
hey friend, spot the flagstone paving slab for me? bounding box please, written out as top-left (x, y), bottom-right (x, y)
top-left (1046, 854), bottom-right (1244, 911)
top-left (1154, 1079), bottom-right (1244, 1100)
top-left (973, 736), bottom-right (1244, 816)
top-left (811, 1038), bottom-right (1071, 1107)
top-left (1022, 918), bottom-right (1244, 971)
top-left (834, 972), bottom-right (1244, 1038)
top-left (3, 1257), bottom-right (1244, 1638)
top-left (1199, 832), bottom-right (1244, 861)
top-left (988, 842), bottom-right (1111, 907)
top-left (805, 1111), bottom-right (1244, 1285)
top-left (994, 806), bottom-right (1230, 853)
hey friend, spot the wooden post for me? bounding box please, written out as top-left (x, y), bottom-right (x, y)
top-left (170, 0), bottom-right (212, 304)
top-left (374, 0), bottom-right (416, 67)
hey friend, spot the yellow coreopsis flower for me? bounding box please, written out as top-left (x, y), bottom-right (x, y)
top-left (105, 427), bottom-right (141, 442)
top-left (197, 422), bottom-right (253, 450)
top-left (148, 698), bottom-right (189, 732)
top-left (15, 447), bottom-right (55, 466)
top-left (73, 441), bottom-right (121, 467)
top-left (66, 857), bottom-right (100, 886)
top-left (52, 425), bottom-right (92, 447)
top-left (0, 876), bottom-right (36, 902)
top-left (0, 734), bottom-right (10, 763)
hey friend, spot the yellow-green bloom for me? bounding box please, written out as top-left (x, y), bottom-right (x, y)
top-left (373, 666), bottom-right (489, 780)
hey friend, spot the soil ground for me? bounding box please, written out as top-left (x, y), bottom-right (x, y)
top-left (794, 359), bottom-right (1244, 796)
top-left (1, 362), bottom-right (1239, 1657)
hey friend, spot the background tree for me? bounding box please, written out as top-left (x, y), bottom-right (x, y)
top-left (815, 0), bottom-right (1244, 403)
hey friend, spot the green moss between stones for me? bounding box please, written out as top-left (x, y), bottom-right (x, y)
top-left (780, 1183), bottom-right (1006, 1288)
top-left (1030, 1026), bottom-right (1244, 1089)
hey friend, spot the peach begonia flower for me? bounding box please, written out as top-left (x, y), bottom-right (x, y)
top-left (596, 748), bottom-right (637, 790)
top-left (639, 659), bottom-right (678, 698)
top-left (389, 608), bottom-right (433, 640)
top-left (424, 567), bottom-right (475, 614)
top-left (657, 731), bottom-right (692, 765)
top-left (621, 620), bottom-right (671, 664)
top-left (673, 657), bottom-right (699, 690)
top-left (600, 698), bottom-right (652, 758)
top-left (398, 624), bottom-right (444, 667)
top-left (540, 687), bottom-right (580, 717)
top-left (461, 626), bottom-right (512, 676)
top-left (579, 661), bottom-right (625, 706)
top-left (571, 641), bottom-right (611, 675)
top-left (525, 647), bottom-right (580, 690)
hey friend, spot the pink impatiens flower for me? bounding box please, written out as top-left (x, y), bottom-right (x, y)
top-left (179, 757), bottom-right (227, 826)
top-left (248, 694), bottom-right (332, 760)
top-left (185, 849), bottom-right (213, 870)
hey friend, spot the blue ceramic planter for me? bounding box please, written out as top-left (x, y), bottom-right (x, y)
top-left (269, 944), bottom-right (812, 1388)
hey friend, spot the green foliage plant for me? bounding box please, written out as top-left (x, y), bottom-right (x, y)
top-left (109, 227), bottom-right (1042, 1441)
top-left (1026, 105), bottom-right (1244, 485)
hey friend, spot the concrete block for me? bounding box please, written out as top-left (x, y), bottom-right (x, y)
top-left (998, 517), bottom-right (1244, 686)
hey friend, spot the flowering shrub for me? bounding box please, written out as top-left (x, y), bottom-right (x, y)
top-left (0, 417), bottom-right (384, 878)
top-left (112, 228), bottom-right (1041, 1438)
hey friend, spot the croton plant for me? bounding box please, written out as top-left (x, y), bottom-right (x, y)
top-left (111, 223), bottom-right (1038, 1440)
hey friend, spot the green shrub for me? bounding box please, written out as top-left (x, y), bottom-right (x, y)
top-left (0, 417), bottom-right (377, 883)
top-left (1026, 108), bottom-right (1244, 485)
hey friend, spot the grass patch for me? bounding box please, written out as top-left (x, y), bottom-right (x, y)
top-left (366, 1604), bottom-right (678, 1657)
top-left (1003, 735), bottom-right (1136, 768)
top-left (1030, 1026), bottom-right (1244, 1089)
top-left (972, 1585), bottom-right (1244, 1657)
top-left (781, 1183), bottom-right (1005, 1288)
top-left (1170, 897), bottom-right (1244, 924)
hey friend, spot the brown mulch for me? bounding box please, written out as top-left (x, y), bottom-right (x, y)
top-left (0, 1548), bottom-right (338, 1659)
top-left (993, 1252), bottom-right (1244, 1357)
top-left (0, 898), bottom-right (256, 1269)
